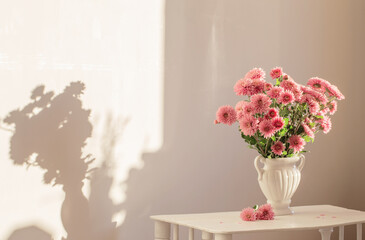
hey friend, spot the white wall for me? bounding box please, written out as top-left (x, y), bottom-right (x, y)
top-left (124, 0), bottom-right (363, 240)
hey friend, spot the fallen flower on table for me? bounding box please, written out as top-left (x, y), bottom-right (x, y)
top-left (257, 203), bottom-right (275, 220)
top-left (240, 207), bottom-right (257, 221)
top-left (240, 203), bottom-right (274, 221)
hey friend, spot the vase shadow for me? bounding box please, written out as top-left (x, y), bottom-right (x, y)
top-left (3, 82), bottom-right (124, 240)
top-left (7, 226), bottom-right (52, 240)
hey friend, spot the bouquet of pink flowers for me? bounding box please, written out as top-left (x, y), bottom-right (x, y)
top-left (215, 67), bottom-right (344, 158)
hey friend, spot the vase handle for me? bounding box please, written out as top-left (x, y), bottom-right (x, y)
top-left (297, 154), bottom-right (305, 172)
top-left (254, 155), bottom-right (265, 181)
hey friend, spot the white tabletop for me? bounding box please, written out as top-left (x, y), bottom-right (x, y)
top-left (151, 205), bottom-right (365, 234)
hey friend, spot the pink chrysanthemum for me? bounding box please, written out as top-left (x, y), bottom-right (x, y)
top-left (313, 92), bottom-right (327, 104)
top-left (278, 90), bottom-right (295, 105)
top-left (235, 101), bottom-right (248, 121)
top-left (319, 116), bottom-right (332, 134)
top-left (272, 117), bottom-right (285, 130)
top-left (300, 86), bottom-right (328, 104)
top-left (235, 100), bottom-right (246, 112)
top-left (288, 135), bottom-right (306, 153)
top-left (234, 78), bottom-right (265, 96)
top-left (264, 83), bottom-right (273, 91)
top-left (234, 78), bottom-right (250, 96)
top-left (242, 102), bottom-right (255, 116)
top-left (251, 93), bottom-right (272, 113)
top-left (271, 141), bottom-right (285, 155)
top-left (326, 84), bottom-right (345, 100)
top-left (320, 108), bottom-right (329, 115)
top-left (244, 68), bottom-right (265, 80)
top-left (267, 86), bottom-right (284, 99)
top-left (300, 93), bottom-right (314, 104)
top-left (328, 101), bottom-right (337, 115)
top-left (305, 117), bottom-right (315, 130)
top-left (240, 208), bottom-right (257, 221)
top-left (236, 112), bottom-right (245, 121)
top-left (302, 124), bottom-right (315, 138)
top-left (267, 108), bottom-right (279, 119)
top-left (282, 73), bottom-right (296, 82)
top-left (259, 119), bottom-right (276, 138)
top-left (293, 90), bottom-right (303, 101)
top-left (270, 67), bottom-right (283, 79)
top-left (280, 80), bottom-right (302, 101)
top-left (239, 115), bottom-right (258, 136)
top-left (249, 79), bottom-right (266, 95)
top-left (280, 79), bottom-right (299, 92)
top-left (308, 100), bottom-right (320, 114)
top-left (307, 77), bottom-right (329, 93)
top-left (257, 204), bottom-right (275, 220)
top-left (216, 105), bottom-right (237, 126)
top-left (257, 117), bottom-right (264, 123)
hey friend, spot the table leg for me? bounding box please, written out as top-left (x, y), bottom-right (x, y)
top-left (202, 231), bottom-right (213, 240)
top-left (357, 223), bottom-right (362, 240)
top-left (319, 227), bottom-right (333, 240)
top-left (173, 224), bottom-right (179, 240)
top-left (155, 221), bottom-right (170, 240)
top-left (339, 225), bottom-right (344, 240)
top-left (214, 233), bottom-right (232, 240)
top-left (189, 228), bottom-right (194, 240)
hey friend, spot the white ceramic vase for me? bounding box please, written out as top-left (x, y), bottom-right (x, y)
top-left (254, 154), bottom-right (305, 216)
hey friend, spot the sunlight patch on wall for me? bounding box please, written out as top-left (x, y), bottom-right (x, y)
top-left (0, 0), bottom-right (164, 239)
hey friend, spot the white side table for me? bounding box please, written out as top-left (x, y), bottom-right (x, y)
top-left (151, 205), bottom-right (365, 240)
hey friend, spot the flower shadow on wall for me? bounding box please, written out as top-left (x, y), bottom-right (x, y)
top-left (3, 82), bottom-right (123, 240)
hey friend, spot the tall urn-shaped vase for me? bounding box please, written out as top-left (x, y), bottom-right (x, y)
top-left (254, 154), bottom-right (305, 216)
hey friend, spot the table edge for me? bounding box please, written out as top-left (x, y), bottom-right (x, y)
top-left (150, 205), bottom-right (365, 234)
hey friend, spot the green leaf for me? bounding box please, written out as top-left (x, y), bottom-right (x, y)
top-left (278, 127), bottom-right (288, 137)
top-left (248, 136), bottom-right (257, 145)
top-left (303, 135), bottom-right (313, 143)
top-left (253, 205), bottom-right (259, 210)
top-left (282, 151), bottom-right (287, 156)
top-left (271, 136), bottom-right (276, 141)
top-left (241, 134), bottom-right (258, 147)
top-left (314, 115), bottom-right (324, 119)
top-left (309, 122), bottom-right (316, 128)
top-left (280, 109), bottom-right (289, 117)
top-left (276, 79), bottom-right (280, 86)
top-left (284, 118), bottom-right (289, 127)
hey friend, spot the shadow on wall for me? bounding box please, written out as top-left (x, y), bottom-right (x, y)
top-left (7, 226), bottom-right (52, 240)
top-left (88, 113), bottom-right (128, 240)
top-left (3, 82), bottom-right (124, 240)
